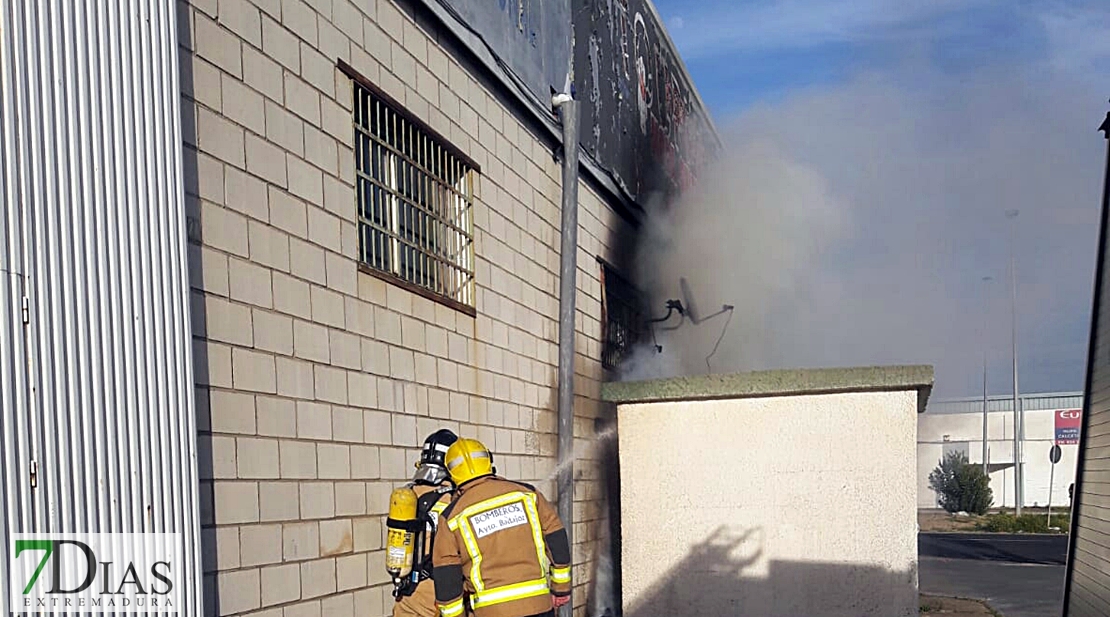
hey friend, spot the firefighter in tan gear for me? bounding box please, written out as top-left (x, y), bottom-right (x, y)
top-left (432, 438), bottom-right (572, 617)
top-left (390, 429), bottom-right (460, 617)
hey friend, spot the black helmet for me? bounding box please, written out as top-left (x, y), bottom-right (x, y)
top-left (413, 429), bottom-right (458, 485)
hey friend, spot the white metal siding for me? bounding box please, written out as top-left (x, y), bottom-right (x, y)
top-left (1066, 144), bottom-right (1110, 614)
top-left (0, 0), bottom-right (202, 613)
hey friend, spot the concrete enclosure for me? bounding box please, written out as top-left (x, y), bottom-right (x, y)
top-left (603, 366), bottom-right (934, 617)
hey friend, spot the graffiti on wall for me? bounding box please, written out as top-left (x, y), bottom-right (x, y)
top-left (575, 0), bottom-right (715, 204)
top-left (440, 0), bottom-right (572, 106)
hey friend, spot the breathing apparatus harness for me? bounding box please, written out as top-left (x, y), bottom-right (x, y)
top-left (386, 481), bottom-right (455, 600)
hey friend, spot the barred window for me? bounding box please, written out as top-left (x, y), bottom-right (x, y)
top-left (350, 72), bottom-right (477, 312)
top-left (600, 260), bottom-right (648, 370)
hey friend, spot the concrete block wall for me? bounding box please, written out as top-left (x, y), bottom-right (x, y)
top-left (178, 0), bottom-right (634, 615)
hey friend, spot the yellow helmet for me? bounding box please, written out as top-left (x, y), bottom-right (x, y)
top-left (444, 438), bottom-right (494, 485)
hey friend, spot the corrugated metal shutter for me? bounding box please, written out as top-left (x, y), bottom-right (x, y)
top-left (1065, 131), bottom-right (1110, 616)
top-left (0, 0), bottom-right (202, 613)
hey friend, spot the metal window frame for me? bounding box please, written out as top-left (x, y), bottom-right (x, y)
top-left (339, 60), bottom-right (479, 317)
top-left (598, 257), bottom-right (648, 371)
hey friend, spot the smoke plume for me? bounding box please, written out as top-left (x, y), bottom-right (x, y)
top-left (623, 64), bottom-right (1105, 397)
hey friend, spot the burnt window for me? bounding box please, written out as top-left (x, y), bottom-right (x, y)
top-left (600, 260), bottom-right (648, 371)
top-left (349, 72), bottom-right (477, 312)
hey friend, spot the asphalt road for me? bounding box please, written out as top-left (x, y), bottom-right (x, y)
top-left (919, 533), bottom-right (1067, 617)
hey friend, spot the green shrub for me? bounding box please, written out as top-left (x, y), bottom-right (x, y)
top-left (976, 513), bottom-right (1070, 533)
top-left (928, 451), bottom-right (993, 514)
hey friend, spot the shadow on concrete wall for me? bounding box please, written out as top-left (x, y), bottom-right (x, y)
top-left (174, 17), bottom-right (220, 613)
top-left (622, 526), bottom-right (919, 617)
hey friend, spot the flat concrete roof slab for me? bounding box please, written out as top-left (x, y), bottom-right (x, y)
top-left (600, 365), bottom-right (935, 412)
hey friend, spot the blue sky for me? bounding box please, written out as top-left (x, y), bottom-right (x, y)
top-left (634, 1), bottom-right (1110, 398)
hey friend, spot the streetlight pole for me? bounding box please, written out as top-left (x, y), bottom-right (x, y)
top-left (982, 275), bottom-right (993, 475)
top-left (1006, 208), bottom-right (1022, 515)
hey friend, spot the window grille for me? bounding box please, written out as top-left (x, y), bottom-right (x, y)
top-left (352, 79), bottom-right (476, 310)
top-left (600, 261), bottom-right (648, 370)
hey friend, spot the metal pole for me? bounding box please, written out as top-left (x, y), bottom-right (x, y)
top-left (1006, 208), bottom-right (1022, 515)
top-left (1047, 459), bottom-right (1055, 528)
top-left (553, 93), bottom-right (579, 617)
top-left (982, 276), bottom-right (992, 474)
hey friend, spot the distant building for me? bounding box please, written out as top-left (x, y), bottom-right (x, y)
top-left (918, 392), bottom-right (1083, 509)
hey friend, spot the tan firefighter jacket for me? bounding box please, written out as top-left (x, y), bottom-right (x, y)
top-left (432, 476), bottom-right (571, 617)
top-left (394, 483), bottom-right (454, 617)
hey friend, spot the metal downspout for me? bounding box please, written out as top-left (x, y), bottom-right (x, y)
top-left (553, 92), bottom-right (579, 617)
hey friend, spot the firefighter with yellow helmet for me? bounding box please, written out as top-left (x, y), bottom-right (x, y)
top-left (432, 438), bottom-right (571, 617)
top-left (386, 429), bottom-right (460, 617)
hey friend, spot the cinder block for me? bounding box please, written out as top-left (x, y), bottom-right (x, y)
top-left (195, 152), bottom-right (225, 205)
top-left (284, 600), bottom-right (322, 617)
top-left (289, 237), bottom-right (327, 284)
top-left (307, 204), bottom-right (341, 251)
top-left (346, 371), bottom-right (377, 410)
top-left (268, 186), bottom-right (308, 238)
top-left (426, 388), bottom-right (449, 421)
top-left (244, 45), bottom-right (284, 103)
top-left (199, 434), bottom-right (237, 480)
top-left (332, 405), bottom-right (364, 443)
top-left (299, 42), bottom-right (336, 98)
top-left (300, 558), bottom-right (337, 600)
top-left (287, 155), bottom-right (324, 205)
top-left (280, 0), bottom-right (318, 45)
top-left (398, 316), bottom-right (425, 353)
top-left (304, 125), bottom-right (339, 177)
top-left (352, 516), bottom-right (382, 552)
top-left (222, 74), bottom-right (266, 135)
top-left (201, 201), bottom-right (249, 258)
top-left (259, 481), bottom-right (299, 522)
top-left (350, 446), bottom-right (380, 480)
top-left (217, 568), bottom-right (261, 614)
top-left (321, 97), bottom-right (352, 146)
top-left (204, 295), bottom-right (254, 347)
top-left (390, 414), bottom-right (417, 448)
top-left (343, 298), bottom-right (373, 339)
top-left (285, 73), bottom-right (322, 126)
top-left (325, 251), bottom-right (357, 296)
top-left (413, 353), bottom-right (436, 386)
top-left (314, 365), bottom-right (349, 405)
top-left (365, 482), bottom-right (391, 516)
top-left (292, 320), bottom-right (330, 363)
top-left (192, 245), bottom-right (231, 296)
top-left (217, 0), bottom-right (262, 46)
top-left (425, 326), bottom-right (447, 359)
top-left (265, 99), bottom-right (306, 157)
top-left (334, 481), bottom-right (367, 516)
top-left (196, 106), bottom-right (246, 169)
top-left (194, 14), bottom-right (243, 78)
top-left (201, 526), bottom-right (239, 572)
top-left (319, 518), bottom-right (354, 556)
top-left (329, 331), bottom-right (361, 371)
top-left (213, 481), bottom-right (260, 524)
top-left (367, 550), bottom-right (389, 586)
top-left (237, 437), bottom-right (281, 479)
top-left (282, 521), bottom-right (320, 561)
top-left (275, 356), bottom-right (316, 399)
top-left (300, 482), bottom-right (336, 520)
top-left (225, 166), bottom-right (268, 222)
top-left (262, 14), bottom-right (299, 71)
top-left (252, 308), bottom-right (294, 355)
top-left (240, 523), bottom-right (283, 567)
top-left (260, 563), bottom-right (301, 607)
top-left (377, 447), bottom-right (406, 480)
top-left (297, 401), bottom-right (333, 440)
top-left (323, 175), bottom-right (353, 220)
top-left (280, 440), bottom-right (317, 479)
top-left (336, 553), bottom-right (367, 593)
top-left (388, 347), bottom-right (415, 381)
top-left (310, 286), bottom-right (345, 329)
top-left (318, 443), bottom-right (352, 480)
top-left (246, 133), bottom-right (289, 187)
top-left (232, 347), bottom-right (277, 394)
top-left (247, 220), bottom-right (292, 279)
top-left (208, 388), bottom-right (256, 434)
top-left (363, 410), bottom-right (391, 445)
top-left (273, 272), bottom-right (312, 319)
top-left (359, 339), bottom-right (389, 377)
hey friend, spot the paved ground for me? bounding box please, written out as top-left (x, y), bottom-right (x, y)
top-left (919, 533), bottom-right (1067, 617)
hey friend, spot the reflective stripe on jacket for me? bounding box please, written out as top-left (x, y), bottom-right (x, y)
top-left (432, 476), bottom-right (570, 617)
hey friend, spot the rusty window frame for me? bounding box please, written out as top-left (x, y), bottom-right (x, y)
top-left (342, 61), bottom-right (478, 316)
top-left (599, 258), bottom-right (648, 371)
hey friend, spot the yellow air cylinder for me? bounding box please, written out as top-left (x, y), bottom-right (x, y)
top-left (385, 486), bottom-right (419, 579)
